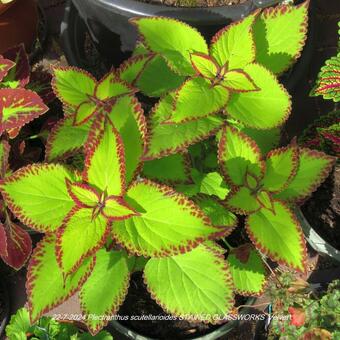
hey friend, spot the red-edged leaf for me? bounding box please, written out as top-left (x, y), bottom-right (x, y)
top-left (221, 69), bottom-right (259, 92)
top-left (190, 52), bottom-right (219, 79)
top-left (73, 101), bottom-right (97, 126)
top-left (0, 88), bottom-right (49, 135)
top-left (0, 139), bottom-right (10, 178)
top-left (0, 221), bottom-right (32, 270)
top-left (101, 195), bottom-right (139, 220)
top-left (83, 121), bottom-right (126, 196)
top-left (56, 207), bottom-right (110, 276)
top-left (226, 187), bottom-right (261, 215)
top-left (66, 179), bottom-right (100, 208)
top-left (2, 44), bottom-right (30, 87)
top-left (0, 55), bottom-right (15, 82)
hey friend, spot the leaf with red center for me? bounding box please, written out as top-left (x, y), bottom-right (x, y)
top-left (101, 195), bottom-right (139, 220)
top-left (221, 70), bottom-right (259, 92)
top-left (52, 66), bottom-right (96, 107)
top-left (288, 307), bottom-right (306, 327)
top-left (112, 179), bottom-right (223, 257)
top-left (73, 101), bottom-right (97, 126)
top-left (228, 246), bottom-right (266, 296)
top-left (27, 234), bottom-right (95, 323)
top-left (83, 121), bottom-right (126, 196)
top-left (261, 143), bottom-right (299, 193)
top-left (190, 53), bottom-right (219, 79)
top-left (218, 125), bottom-right (265, 187)
top-left (275, 148), bottom-right (336, 203)
top-left (167, 77), bottom-right (229, 124)
top-left (95, 72), bottom-right (135, 100)
top-left (210, 11), bottom-right (259, 69)
top-left (2, 44), bottom-right (30, 87)
top-left (0, 55), bottom-right (15, 82)
top-left (0, 88), bottom-right (49, 135)
top-left (246, 200), bottom-right (307, 272)
top-left (66, 179), bottom-right (99, 208)
top-left (56, 207), bottom-right (110, 275)
top-left (0, 221), bottom-right (32, 270)
top-left (0, 139), bottom-right (10, 178)
top-left (227, 187), bottom-right (261, 215)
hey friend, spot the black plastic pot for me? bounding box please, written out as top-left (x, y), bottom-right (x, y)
top-left (0, 280), bottom-right (10, 338)
top-left (61, 0), bottom-right (314, 92)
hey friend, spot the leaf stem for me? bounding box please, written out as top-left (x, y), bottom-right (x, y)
top-left (221, 238), bottom-right (234, 250)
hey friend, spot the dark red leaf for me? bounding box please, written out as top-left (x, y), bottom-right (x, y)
top-left (0, 56), bottom-right (15, 82)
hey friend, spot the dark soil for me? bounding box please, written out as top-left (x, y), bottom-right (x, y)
top-left (138, 0), bottom-right (248, 8)
top-left (0, 281), bottom-right (9, 338)
top-left (302, 164), bottom-right (340, 250)
top-left (118, 272), bottom-right (247, 339)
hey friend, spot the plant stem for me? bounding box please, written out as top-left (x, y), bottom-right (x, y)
top-left (221, 238), bottom-right (234, 250)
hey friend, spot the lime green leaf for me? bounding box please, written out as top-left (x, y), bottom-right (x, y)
top-left (96, 72), bottom-right (133, 100)
top-left (168, 77), bottom-right (229, 124)
top-left (262, 144), bottom-right (298, 193)
top-left (0, 164), bottom-right (77, 232)
top-left (144, 243), bottom-right (234, 322)
top-left (227, 187), bottom-right (261, 214)
top-left (74, 101), bottom-right (97, 126)
top-left (194, 195), bottom-right (237, 230)
top-left (52, 67), bottom-right (96, 107)
top-left (80, 249), bottom-right (130, 334)
top-left (83, 122), bottom-right (125, 196)
top-left (218, 125), bottom-right (264, 186)
top-left (107, 95), bottom-right (147, 184)
top-left (27, 235), bottom-right (95, 322)
top-left (246, 200), bottom-right (306, 272)
top-left (142, 153), bottom-right (190, 183)
top-left (210, 12), bottom-right (258, 69)
top-left (101, 196), bottom-right (138, 220)
top-left (113, 179), bottom-right (223, 257)
top-left (222, 70), bottom-right (259, 92)
top-left (226, 63), bottom-right (291, 129)
top-left (253, 1), bottom-right (309, 74)
top-left (56, 208), bottom-right (109, 275)
top-left (190, 53), bottom-right (219, 79)
top-left (275, 148), bottom-right (335, 203)
top-left (198, 172), bottom-right (230, 199)
top-left (66, 180), bottom-right (99, 208)
top-left (45, 116), bottom-right (91, 161)
top-left (131, 17), bottom-right (208, 75)
top-left (5, 307), bottom-right (30, 340)
top-left (256, 190), bottom-right (275, 213)
top-left (145, 93), bottom-right (224, 160)
top-left (228, 246), bottom-right (266, 296)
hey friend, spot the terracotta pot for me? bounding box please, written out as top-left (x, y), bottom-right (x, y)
top-left (0, 0), bottom-right (38, 53)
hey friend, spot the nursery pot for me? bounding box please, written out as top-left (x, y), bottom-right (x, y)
top-left (109, 297), bottom-right (257, 340)
top-left (0, 280), bottom-right (10, 338)
top-left (61, 0), bottom-right (314, 91)
top-left (0, 0), bottom-right (39, 53)
top-left (295, 209), bottom-right (340, 263)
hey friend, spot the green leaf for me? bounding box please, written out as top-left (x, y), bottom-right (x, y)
top-left (144, 243), bottom-right (234, 322)
top-left (66, 181), bottom-right (99, 208)
top-left (80, 249), bottom-right (130, 334)
top-left (227, 187), bottom-right (261, 214)
top-left (261, 144), bottom-right (298, 193)
top-left (112, 179), bottom-right (222, 257)
top-left (168, 77), bottom-right (229, 123)
top-left (222, 70), bottom-right (259, 92)
top-left (45, 116), bottom-right (91, 161)
top-left (0, 88), bottom-right (48, 135)
top-left (190, 53), bottom-right (219, 79)
top-left (0, 164), bottom-right (77, 232)
top-left (118, 54), bottom-right (153, 84)
top-left (6, 307), bottom-right (31, 340)
top-left (226, 63), bottom-right (291, 129)
top-left (275, 148), bottom-right (335, 203)
top-left (83, 122), bottom-right (126, 196)
top-left (246, 200), bottom-right (306, 272)
top-left (227, 247), bottom-right (266, 296)
top-left (142, 153), bottom-right (190, 183)
top-left (194, 195), bottom-right (237, 230)
top-left (95, 72), bottom-right (133, 100)
top-left (145, 92), bottom-right (224, 160)
top-left (74, 101), bottom-right (97, 126)
top-left (210, 12), bottom-right (258, 69)
top-left (101, 196), bottom-right (138, 220)
top-left (253, 1), bottom-right (309, 74)
top-left (52, 67), bottom-right (96, 107)
top-left (131, 17), bottom-right (208, 75)
top-left (80, 331), bottom-right (113, 340)
top-left (107, 95), bottom-right (147, 184)
top-left (218, 125), bottom-right (264, 186)
top-left (198, 172), bottom-right (230, 200)
top-left (27, 235), bottom-right (95, 322)
top-left (56, 208), bottom-right (109, 275)
top-left (0, 55), bottom-right (15, 82)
